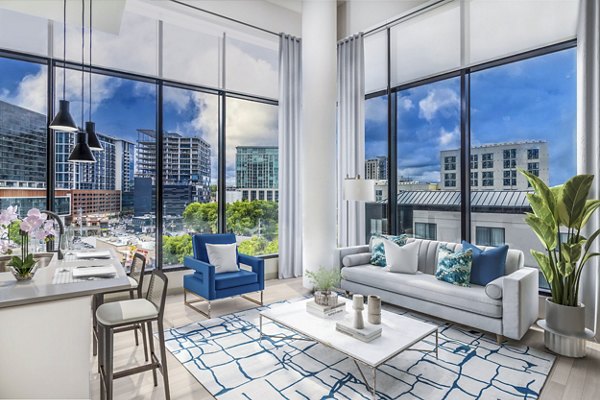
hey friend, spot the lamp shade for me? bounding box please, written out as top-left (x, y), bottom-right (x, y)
top-left (68, 130), bottom-right (96, 163)
top-left (49, 100), bottom-right (78, 132)
top-left (86, 121), bottom-right (103, 151)
top-left (344, 177), bottom-right (376, 202)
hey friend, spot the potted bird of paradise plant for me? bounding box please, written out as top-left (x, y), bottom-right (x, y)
top-left (0, 207), bottom-right (56, 281)
top-left (520, 169), bottom-right (599, 357)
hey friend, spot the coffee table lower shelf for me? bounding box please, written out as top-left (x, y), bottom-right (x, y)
top-left (258, 312), bottom-right (439, 399)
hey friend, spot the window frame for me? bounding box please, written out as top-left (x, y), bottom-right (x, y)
top-left (366, 37), bottom-right (576, 295)
top-left (0, 42), bottom-right (278, 270)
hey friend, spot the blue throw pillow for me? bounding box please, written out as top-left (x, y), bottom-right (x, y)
top-left (369, 234), bottom-right (408, 267)
top-left (435, 245), bottom-right (473, 287)
top-left (462, 241), bottom-right (508, 286)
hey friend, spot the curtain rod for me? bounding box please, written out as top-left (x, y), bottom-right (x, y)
top-left (363, 0), bottom-right (449, 37)
top-left (169, 0), bottom-right (280, 37)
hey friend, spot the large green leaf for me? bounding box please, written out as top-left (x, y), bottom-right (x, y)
top-left (526, 192), bottom-right (555, 226)
top-left (531, 249), bottom-right (553, 284)
top-left (578, 199), bottom-right (600, 229)
top-left (557, 174), bottom-right (594, 228)
top-left (525, 213), bottom-right (558, 250)
top-left (520, 168), bottom-right (557, 216)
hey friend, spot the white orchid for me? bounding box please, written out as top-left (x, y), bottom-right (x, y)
top-left (0, 205), bottom-right (18, 227)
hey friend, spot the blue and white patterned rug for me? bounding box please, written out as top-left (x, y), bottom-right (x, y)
top-left (164, 300), bottom-right (555, 399)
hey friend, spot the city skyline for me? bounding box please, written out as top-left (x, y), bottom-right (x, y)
top-left (365, 47), bottom-right (576, 187)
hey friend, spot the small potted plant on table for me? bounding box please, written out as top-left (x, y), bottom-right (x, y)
top-left (306, 267), bottom-right (341, 307)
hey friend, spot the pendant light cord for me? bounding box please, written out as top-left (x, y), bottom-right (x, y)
top-left (89, 0), bottom-right (92, 122)
top-left (62, 0), bottom-right (67, 100)
top-left (81, 0), bottom-right (85, 128)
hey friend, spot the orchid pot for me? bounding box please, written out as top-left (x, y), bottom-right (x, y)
top-left (0, 207), bottom-right (57, 282)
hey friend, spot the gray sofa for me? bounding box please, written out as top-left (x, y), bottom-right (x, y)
top-left (336, 238), bottom-right (539, 342)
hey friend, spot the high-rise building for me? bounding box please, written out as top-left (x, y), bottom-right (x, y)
top-left (439, 141), bottom-right (549, 190)
top-left (135, 130), bottom-right (211, 214)
top-left (0, 100), bottom-right (46, 189)
top-left (235, 146), bottom-right (278, 201)
top-left (365, 156), bottom-right (388, 180)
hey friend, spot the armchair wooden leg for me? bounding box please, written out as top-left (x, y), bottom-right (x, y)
top-left (183, 289), bottom-right (212, 318)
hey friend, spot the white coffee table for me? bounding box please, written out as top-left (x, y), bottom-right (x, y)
top-left (259, 297), bottom-right (438, 398)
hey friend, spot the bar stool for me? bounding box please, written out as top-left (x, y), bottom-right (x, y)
top-left (93, 253), bottom-right (148, 359)
top-left (97, 269), bottom-right (170, 400)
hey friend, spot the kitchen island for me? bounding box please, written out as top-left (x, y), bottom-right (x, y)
top-left (0, 250), bottom-right (130, 399)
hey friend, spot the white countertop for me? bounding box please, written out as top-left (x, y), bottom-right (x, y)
top-left (0, 250), bottom-right (130, 308)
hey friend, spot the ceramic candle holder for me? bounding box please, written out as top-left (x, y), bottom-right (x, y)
top-left (368, 295), bottom-right (382, 325)
top-left (352, 294), bottom-right (365, 329)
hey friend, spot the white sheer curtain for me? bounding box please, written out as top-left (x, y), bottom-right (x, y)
top-left (577, 0), bottom-right (600, 338)
top-left (278, 34), bottom-right (303, 279)
top-left (337, 33), bottom-right (366, 247)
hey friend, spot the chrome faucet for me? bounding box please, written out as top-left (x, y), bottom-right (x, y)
top-left (42, 210), bottom-right (65, 260)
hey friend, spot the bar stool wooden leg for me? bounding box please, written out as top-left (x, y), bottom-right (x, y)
top-left (147, 321), bottom-right (158, 387)
top-left (106, 326), bottom-right (114, 400)
top-left (157, 318), bottom-right (171, 400)
top-left (141, 322), bottom-right (149, 362)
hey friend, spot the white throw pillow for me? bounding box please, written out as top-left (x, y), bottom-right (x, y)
top-left (206, 243), bottom-right (239, 274)
top-left (384, 239), bottom-right (419, 274)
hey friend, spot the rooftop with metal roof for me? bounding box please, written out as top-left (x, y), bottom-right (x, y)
top-left (395, 190), bottom-right (532, 211)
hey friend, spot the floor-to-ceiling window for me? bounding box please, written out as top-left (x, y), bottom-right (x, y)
top-left (364, 94), bottom-right (388, 242)
top-left (0, 57), bottom-right (48, 223)
top-left (362, 0), bottom-right (578, 293)
top-left (396, 77), bottom-right (461, 243)
top-left (469, 47), bottom-right (576, 289)
top-left (226, 97), bottom-right (278, 256)
top-left (162, 88), bottom-right (219, 268)
top-left (0, 4), bottom-right (279, 270)
top-left (53, 68), bottom-right (158, 267)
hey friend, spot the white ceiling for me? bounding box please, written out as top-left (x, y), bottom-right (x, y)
top-left (0, 0), bottom-right (126, 34)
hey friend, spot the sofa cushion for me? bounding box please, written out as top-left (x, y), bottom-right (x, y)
top-left (462, 241), bottom-right (508, 286)
top-left (341, 265), bottom-right (502, 318)
top-left (485, 276), bottom-right (504, 300)
top-left (342, 252), bottom-right (372, 267)
top-left (214, 269), bottom-right (258, 290)
top-left (206, 243), bottom-right (239, 273)
top-left (385, 239), bottom-right (419, 274)
top-left (369, 234), bottom-right (408, 267)
top-left (435, 245), bottom-right (473, 287)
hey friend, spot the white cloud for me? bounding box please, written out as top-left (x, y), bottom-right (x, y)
top-left (439, 126), bottom-right (459, 149)
top-left (418, 88), bottom-right (459, 121)
top-left (400, 97), bottom-right (414, 111)
top-left (0, 67), bottom-right (46, 114)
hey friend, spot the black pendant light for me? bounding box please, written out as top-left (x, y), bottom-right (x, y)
top-left (69, 0), bottom-right (95, 163)
top-left (50, 0), bottom-right (78, 132)
top-left (86, 0), bottom-right (102, 151)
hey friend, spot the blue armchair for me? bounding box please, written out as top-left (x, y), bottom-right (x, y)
top-left (183, 233), bottom-right (264, 318)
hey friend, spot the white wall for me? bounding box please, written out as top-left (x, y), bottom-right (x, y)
top-left (337, 0), bottom-right (429, 39)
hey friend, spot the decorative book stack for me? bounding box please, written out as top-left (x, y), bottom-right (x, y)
top-left (306, 300), bottom-right (346, 318)
top-left (336, 319), bottom-right (383, 343)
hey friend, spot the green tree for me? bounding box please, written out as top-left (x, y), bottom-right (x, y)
top-left (238, 236), bottom-right (268, 256)
top-left (226, 200), bottom-right (278, 240)
top-left (162, 234), bottom-right (192, 264)
top-left (182, 202), bottom-right (218, 233)
top-left (264, 237), bottom-right (279, 254)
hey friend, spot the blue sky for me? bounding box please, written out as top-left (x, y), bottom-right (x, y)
top-left (366, 47), bottom-right (577, 186)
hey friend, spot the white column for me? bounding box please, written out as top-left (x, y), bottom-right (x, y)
top-left (301, 0), bottom-right (337, 287)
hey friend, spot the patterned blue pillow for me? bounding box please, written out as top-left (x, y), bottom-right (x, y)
top-left (369, 234), bottom-right (408, 267)
top-left (435, 245), bottom-right (473, 287)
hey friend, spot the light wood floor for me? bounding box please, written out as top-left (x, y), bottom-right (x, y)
top-left (90, 277), bottom-right (600, 400)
